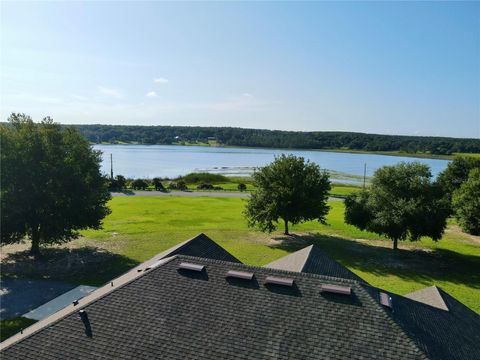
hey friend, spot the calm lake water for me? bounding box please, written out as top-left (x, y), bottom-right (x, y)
top-left (94, 145), bottom-right (450, 184)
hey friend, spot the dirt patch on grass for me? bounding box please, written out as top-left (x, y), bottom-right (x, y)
top-left (445, 225), bottom-right (480, 245)
top-left (1, 239), bottom-right (137, 285)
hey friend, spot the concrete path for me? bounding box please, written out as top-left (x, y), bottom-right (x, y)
top-left (23, 285), bottom-right (97, 321)
top-left (112, 190), bottom-right (249, 198)
top-left (0, 278), bottom-right (76, 320)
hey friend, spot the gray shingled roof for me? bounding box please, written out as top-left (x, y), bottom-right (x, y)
top-left (2, 256), bottom-right (427, 360)
top-left (362, 284), bottom-right (480, 360)
top-left (264, 244), bottom-right (364, 282)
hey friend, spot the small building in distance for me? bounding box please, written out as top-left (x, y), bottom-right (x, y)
top-left (1, 234), bottom-right (479, 360)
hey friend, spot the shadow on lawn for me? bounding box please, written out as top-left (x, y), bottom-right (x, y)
top-left (270, 233), bottom-right (480, 290)
top-left (1, 247), bottom-right (139, 287)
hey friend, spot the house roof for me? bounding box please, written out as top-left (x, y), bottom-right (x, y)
top-left (1, 256), bottom-right (427, 360)
top-left (264, 244), bottom-right (364, 282)
top-left (2, 238), bottom-right (479, 360)
top-left (404, 286), bottom-right (448, 311)
top-left (362, 284), bottom-right (480, 360)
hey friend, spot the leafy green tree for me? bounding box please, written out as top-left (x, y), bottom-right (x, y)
top-left (345, 162), bottom-right (449, 250)
top-left (0, 113), bottom-right (111, 257)
top-left (108, 175), bottom-right (127, 191)
top-left (437, 155), bottom-right (480, 200)
top-left (452, 168), bottom-right (480, 235)
top-left (244, 154), bottom-right (331, 235)
top-left (131, 179), bottom-right (149, 190)
top-left (152, 178), bottom-right (165, 191)
top-left (237, 183), bottom-right (247, 192)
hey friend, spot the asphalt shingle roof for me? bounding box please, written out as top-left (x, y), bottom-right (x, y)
top-left (2, 256), bottom-right (427, 360)
top-left (362, 284), bottom-right (480, 360)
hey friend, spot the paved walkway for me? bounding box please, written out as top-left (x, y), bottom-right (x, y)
top-left (112, 190), bottom-right (249, 198)
top-left (0, 279), bottom-right (76, 320)
top-left (23, 285), bottom-right (97, 321)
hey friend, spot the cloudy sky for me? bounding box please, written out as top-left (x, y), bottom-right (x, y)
top-left (1, 1), bottom-right (479, 138)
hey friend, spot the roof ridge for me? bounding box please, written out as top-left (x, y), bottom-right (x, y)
top-left (176, 254), bottom-right (360, 284)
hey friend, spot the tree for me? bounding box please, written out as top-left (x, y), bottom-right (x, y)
top-left (237, 183), bottom-right (247, 192)
top-left (437, 155), bottom-right (480, 200)
top-left (244, 154), bottom-right (331, 235)
top-left (344, 162), bottom-right (449, 250)
top-left (0, 113), bottom-right (111, 257)
top-left (108, 175), bottom-right (127, 191)
top-left (452, 168), bottom-right (480, 235)
top-left (131, 179), bottom-right (149, 190)
top-left (152, 178), bottom-right (165, 191)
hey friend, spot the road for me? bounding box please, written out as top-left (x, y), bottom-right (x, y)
top-left (111, 191), bottom-right (343, 200)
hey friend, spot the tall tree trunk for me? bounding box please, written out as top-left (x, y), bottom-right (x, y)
top-left (284, 218), bottom-right (289, 235)
top-left (393, 238), bottom-right (398, 250)
top-left (30, 226), bottom-right (41, 258)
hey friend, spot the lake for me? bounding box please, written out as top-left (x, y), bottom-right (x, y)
top-left (94, 144), bottom-right (450, 184)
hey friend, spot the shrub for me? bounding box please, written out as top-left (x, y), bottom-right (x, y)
top-left (131, 179), bottom-right (149, 190)
top-left (179, 172), bottom-right (229, 184)
top-left (238, 183), bottom-right (247, 192)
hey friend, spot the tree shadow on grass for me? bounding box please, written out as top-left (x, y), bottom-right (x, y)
top-left (1, 247), bottom-right (139, 287)
top-left (269, 233), bottom-right (480, 290)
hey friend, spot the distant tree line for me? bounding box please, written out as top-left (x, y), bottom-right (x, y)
top-left (71, 124), bottom-right (480, 155)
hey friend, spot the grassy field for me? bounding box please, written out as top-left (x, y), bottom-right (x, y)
top-left (67, 197), bottom-right (480, 313)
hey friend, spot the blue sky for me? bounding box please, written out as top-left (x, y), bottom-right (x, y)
top-left (1, 2), bottom-right (479, 138)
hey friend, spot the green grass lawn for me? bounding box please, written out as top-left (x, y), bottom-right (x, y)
top-left (75, 196), bottom-right (480, 313)
top-left (0, 317), bottom-right (37, 342)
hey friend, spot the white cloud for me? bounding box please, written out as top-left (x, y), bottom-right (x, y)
top-left (242, 93), bottom-right (253, 97)
top-left (98, 86), bottom-right (124, 98)
top-left (146, 91), bottom-right (158, 98)
top-left (154, 77), bottom-right (169, 84)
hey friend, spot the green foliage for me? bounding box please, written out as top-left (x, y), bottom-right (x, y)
top-left (152, 178), bottom-right (165, 191)
top-left (245, 154), bottom-right (331, 234)
top-left (130, 179), bottom-right (149, 190)
top-left (179, 172), bottom-right (229, 184)
top-left (0, 317), bottom-right (37, 342)
top-left (344, 162), bottom-right (449, 249)
top-left (73, 124), bottom-right (480, 155)
top-left (438, 155), bottom-right (480, 201)
top-left (0, 113), bottom-right (111, 256)
top-left (452, 168), bottom-right (480, 235)
top-left (168, 180), bottom-right (187, 190)
top-left (109, 175), bottom-right (127, 191)
top-left (237, 183), bottom-right (247, 192)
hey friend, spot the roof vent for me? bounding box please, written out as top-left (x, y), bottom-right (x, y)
top-left (265, 276), bottom-right (294, 287)
top-left (321, 283), bottom-right (351, 295)
top-left (380, 292), bottom-right (392, 308)
top-left (226, 270), bottom-right (254, 280)
top-left (178, 262), bottom-right (205, 272)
